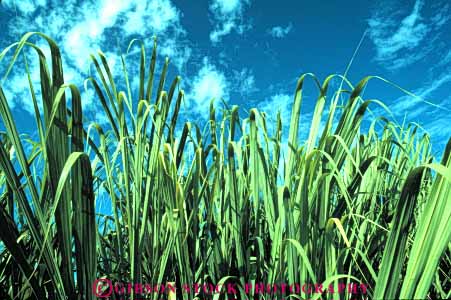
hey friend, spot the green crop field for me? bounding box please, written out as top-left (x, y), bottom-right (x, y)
top-left (0, 33), bottom-right (450, 300)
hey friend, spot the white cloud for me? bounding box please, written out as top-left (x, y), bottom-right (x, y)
top-left (124, 1), bottom-right (181, 35)
top-left (1, 0), bottom-right (191, 117)
top-left (256, 93), bottom-right (293, 174)
top-left (60, 0), bottom-right (185, 69)
top-left (257, 92), bottom-right (329, 148)
top-left (187, 57), bottom-right (229, 116)
top-left (367, 0), bottom-right (449, 70)
top-left (268, 24), bottom-right (293, 38)
top-left (213, 0), bottom-right (241, 14)
top-left (2, 87), bottom-right (15, 109)
top-left (1, 44), bottom-right (49, 113)
top-left (209, 0), bottom-right (251, 43)
top-left (258, 93), bottom-right (292, 134)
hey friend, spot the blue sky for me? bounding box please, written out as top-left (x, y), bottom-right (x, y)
top-left (0, 0), bottom-right (450, 156)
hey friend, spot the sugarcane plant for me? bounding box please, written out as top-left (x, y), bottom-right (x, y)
top-left (0, 33), bottom-right (449, 300)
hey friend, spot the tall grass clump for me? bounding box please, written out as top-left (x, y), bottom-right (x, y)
top-left (0, 33), bottom-right (449, 300)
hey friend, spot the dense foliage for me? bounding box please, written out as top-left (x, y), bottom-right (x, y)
top-left (0, 33), bottom-right (450, 300)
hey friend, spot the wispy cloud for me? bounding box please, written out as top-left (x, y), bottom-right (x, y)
top-left (2, 0), bottom-right (48, 15)
top-left (209, 0), bottom-right (251, 43)
top-left (391, 72), bottom-right (451, 118)
top-left (438, 49), bottom-right (451, 68)
top-left (268, 24), bottom-right (293, 38)
top-left (232, 68), bottom-right (258, 97)
top-left (427, 118), bottom-right (451, 140)
top-left (187, 57), bottom-right (229, 116)
top-left (417, 107), bottom-right (451, 156)
top-left (367, 0), bottom-right (449, 70)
